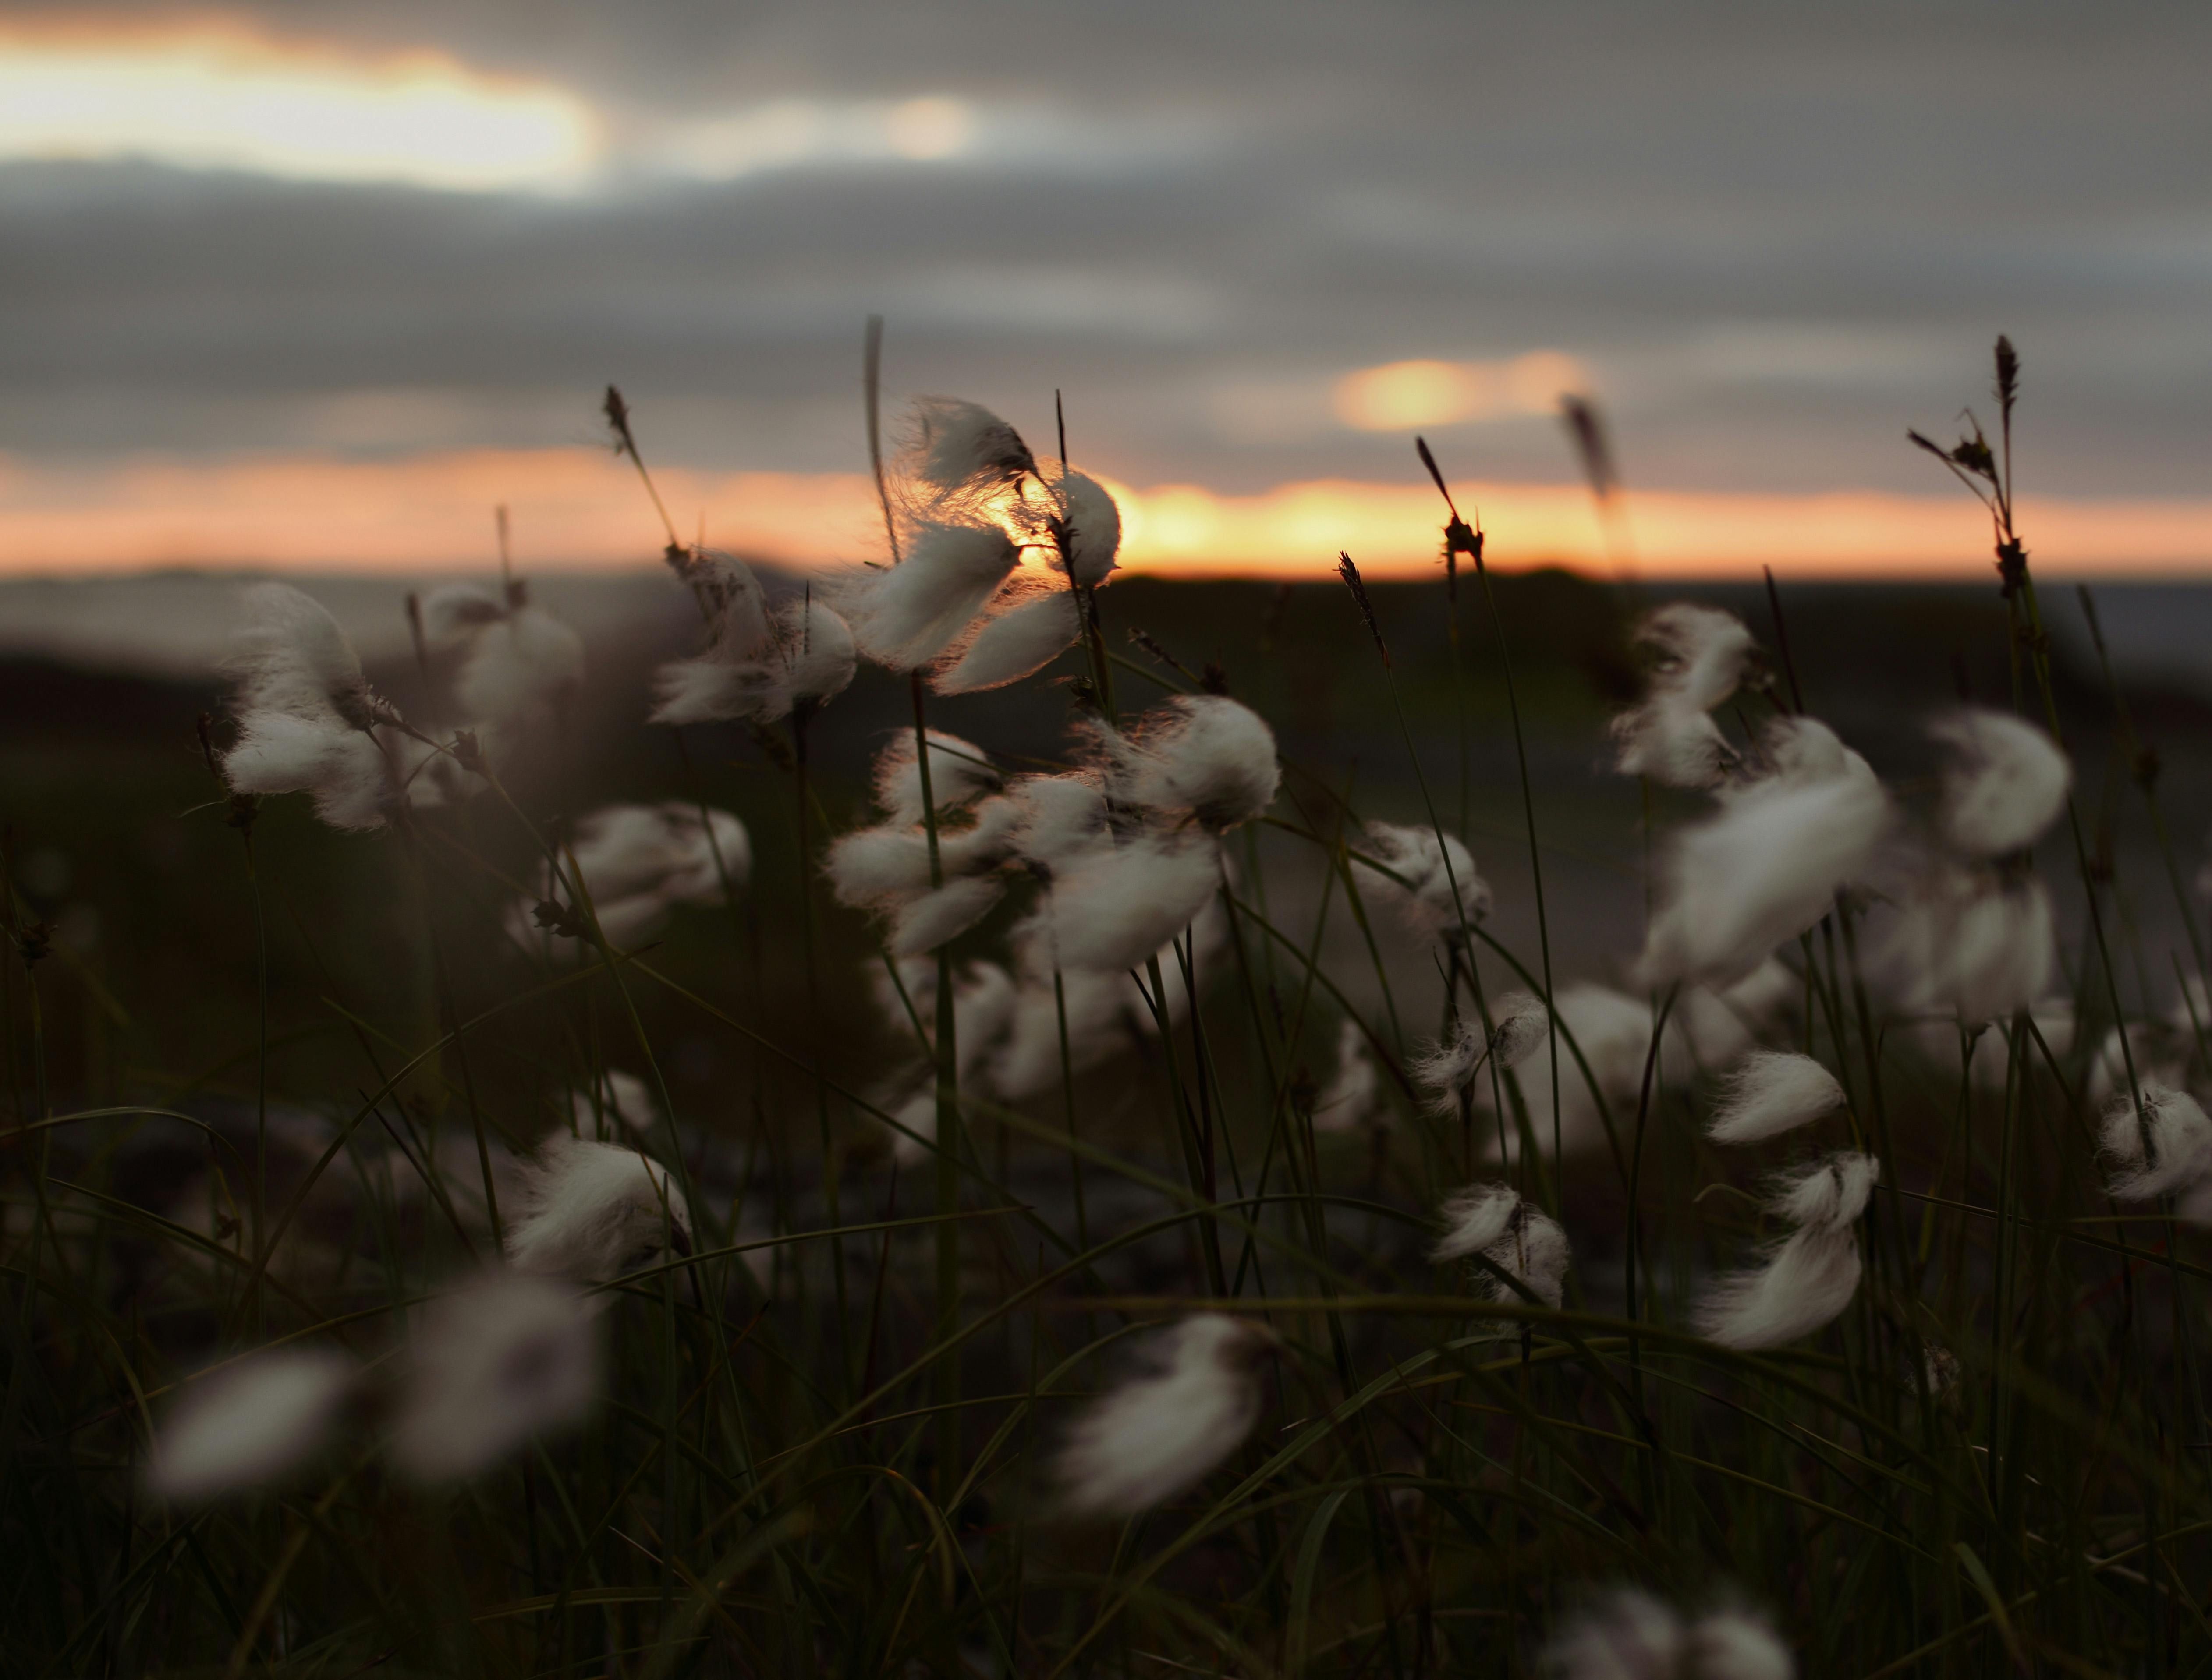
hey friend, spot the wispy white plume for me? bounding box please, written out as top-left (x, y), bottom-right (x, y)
top-left (222, 582), bottom-right (409, 830)
top-left (1414, 993), bottom-right (1549, 1116)
top-left (147, 1349), bottom-right (357, 1501)
top-left (1475, 983), bottom-right (1653, 1162)
top-left (1674, 960), bottom-right (1800, 1070)
top-left (872, 959), bottom-right (1019, 1163)
top-left (1932, 709), bottom-right (2070, 857)
top-left (420, 581), bottom-right (507, 648)
top-left (933, 589), bottom-right (1082, 694)
top-left (1544, 1589), bottom-right (1794, 1680)
top-left (1055, 1315), bottom-right (1274, 1517)
top-left (890, 875), bottom-right (1008, 956)
top-left (505, 1136), bottom-right (692, 1285)
top-left (1884, 867), bottom-right (2054, 1025)
top-left (1007, 773), bottom-right (1114, 869)
top-left (905, 396), bottom-right (1036, 494)
top-left (1707, 1051), bottom-right (1845, 1145)
top-left (570, 1069), bottom-right (657, 1135)
top-left (512, 801), bottom-right (749, 950)
top-left (1048, 466), bottom-right (1122, 587)
top-left (389, 1272), bottom-right (599, 1482)
top-left (1034, 835), bottom-right (1220, 974)
top-left (843, 521), bottom-right (1021, 670)
top-left (1312, 1017), bottom-right (1380, 1133)
top-left (1639, 764), bottom-right (1888, 987)
top-left (1093, 696), bottom-right (1281, 830)
top-left (824, 799), bottom-right (1022, 907)
top-left (1431, 1184), bottom-right (1570, 1306)
top-left (653, 586), bottom-right (857, 726)
top-left (1745, 716), bottom-right (1868, 794)
top-left (451, 603), bottom-right (585, 747)
top-left (2099, 1084), bottom-right (2212, 1201)
top-left (1609, 604), bottom-right (1757, 788)
top-left (873, 730), bottom-right (1002, 826)
top-left (1695, 1152), bottom-right (1878, 1350)
top-left (1358, 822), bottom-right (1491, 938)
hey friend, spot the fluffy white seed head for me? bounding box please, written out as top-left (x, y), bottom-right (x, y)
top-left (1475, 983), bottom-right (1654, 1163)
top-left (1098, 697), bottom-right (1281, 830)
top-left (2100, 1084), bottom-right (2212, 1201)
top-left (505, 1137), bottom-right (692, 1285)
top-left (1055, 1315), bottom-right (1273, 1517)
top-left (562, 802), bottom-right (750, 908)
top-left (1885, 867), bottom-right (2055, 1026)
top-left (1636, 603), bottom-right (1757, 712)
top-left (1639, 768), bottom-right (1888, 987)
top-left (1707, 1051), bottom-right (1846, 1145)
top-left (1932, 709), bottom-right (2071, 858)
top-left (1034, 836), bottom-right (1220, 974)
top-left (889, 875), bottom-right (1007, 955)
top-left (1675, 960), bottom-right (1801, 1071)
top-left (1430, 1185), bottom-right (1572, 1307)
top-left (1545, 1591), bottom-right (1792, 1680)
top-left (685, 553), bottom-right (776, 664)
top-left (933, 589), bottom-right (1082, 694)
top-left (1613, 695), bottom-right (1733, 789)
top-left (389, 1272), bottom-right (599, 1482)
top-left (904, 396), bottom-right (1036, 493)
top-left (1489, 992), bottom-right (1553, 1070)
top-left (1007, 773), bottom-right (1114, 869)
top-left (223, 711), bottom-right (395, 830)
top-left (843, 521), bottom-right (1021, 670)
top-left (1414, 995), bottom-right (1548, 1116)
top-left (781, 597), bottom-right (858, 706)
top-left (1359, 823), bottom-right (1491, 938)
top-left (874, 730), bottom-right (1001, 826)
top-left (454, 605), bottom-right (585, 740)
top-left (420, 581), bottom-right (506, 647)
top-left (1694, 1223), bottom-right (1863, 1350)
top-left (651, 591), bottom-right (855, 726)
top-left (1772, 1150), bottom-right (1879, 1230)
top-left (1312, 1016), bottom-right (1380, 1133)
top-left (224, 581), bottom-right (377, 728)
top-left (1051, 467), bottom-right (1122, 586)
top-left (1751, 716), bottom-right (1868, 792)
top-left (147, 1349), bottom-right (357, 1501)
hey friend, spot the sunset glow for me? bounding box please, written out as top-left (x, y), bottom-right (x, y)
top-left (0, 23), bottom-right (599, 190)
top-left (1333, 352), bottom-right (1592, 432)
top-left (1, 449), bottom-right (2205, 581)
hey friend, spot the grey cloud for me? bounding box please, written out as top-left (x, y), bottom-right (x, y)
top-left (2, 0), bottom-right (2208, 498)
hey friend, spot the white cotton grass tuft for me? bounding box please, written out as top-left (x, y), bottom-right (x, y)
top-left (147, 1349), bottom-right (358, 1501)
top-left (1047, 465), bottom-right (1122, 587)
top-left (2098, 1084), bottom-right (2212, 1202)
top-left (904, 396), bottom-right (1036, 493)
top-left (1706, 1051), bottom-right (1846, 1145)
top-left (1431, 1184), bottom-right (1571, 1307)
top-left (1030, 835), bottom-right (1220, 975)
top-left (652, 583), bottom-right (856, 726)
top-left (873, 730), bottom-right (1001, 826)
top-left (1884, 867), bottom-right (2056, 1026)
top-left (389, 1271), bottom-right (600, 1483)
top-left (1607, 604), bottom-right (1758, 789)
top-left (932, 589), bottom-right (1082, 694)
top-left (504, 1136), bottom-right (692, 1285)
top-left (569, 1068), bottom-right (657, 1136)
top-left (1312, 1017), bottom-right (1380, 1133)
top-left (872, 960), bottom-right (1020, 1163)
top-left (514, 802), bottom-right (749, 950)
top-left (1639, 759), bottom-right (1888, 987)
top-left (1931, 709), bottom-right (2071, 858)
top-left (1694, 1152), bottom-right (1878, 1350)
top-left (842, 521), bottom-right (1021, 671)
top-left (1543, 1588), bottom-right (1794, 1680)
top-left (445, 598), bottom-right (585, 757)
top-left (1007, 773), bottom-right (1114, 869)
top-left (1413, 993), bottom-right (1548, 1116)
top-left (1093, 695), bottom-right (1281, 830)
top-left (1358, 822), bottom-right (1491, 939)
top-left (1054, 1314), bottom-right (1275, 1518)
top-left (221, 582), bottom-right (404, 830)
top-left (889, 875), bottom-right (1008, 956)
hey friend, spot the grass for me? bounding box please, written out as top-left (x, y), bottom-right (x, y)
top-left (5, 342), bottom-right (2212, 1675)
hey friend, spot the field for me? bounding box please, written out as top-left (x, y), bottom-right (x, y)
top-left (7, 368), bottom-right (2212, 1677)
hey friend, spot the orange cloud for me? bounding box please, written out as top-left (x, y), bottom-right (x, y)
top-left (0, 447), bottom-right (2206, 581)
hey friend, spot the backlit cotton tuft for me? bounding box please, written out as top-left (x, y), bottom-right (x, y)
top-left (1544, 1589), bottom-right (1794, 1680)
top-left (1359, 822), bottom-right (1491, 938)
top-left (1096, 696), bottom-right (1281, 830)
top-left (505, 1136), bottom-right (692, 1285)
top-left (390, 1272), bottom-right (599, 1483)
top-left (1694, 1152), bottom-right (1878, 1350)
top-left (1707, 1051), bottom-right (1846, 1145)
top-left (1932, 709), bottom-right (2071, 857)
top-left (148, 1349), bottom-right (357, 1501)
top-left (2099, 1084), bottom-right (2212, 1202)
top-left (1056, 1315), bottom-right (1273, 1517)
top-left (1431, 1184), bottom-right (1570, 1306)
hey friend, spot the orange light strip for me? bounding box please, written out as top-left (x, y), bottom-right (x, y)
top-left (0, 447), bottom-right (2205, 580)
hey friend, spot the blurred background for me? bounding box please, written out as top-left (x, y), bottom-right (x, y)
top-left (4, 0), bottom-right (2211, 1163)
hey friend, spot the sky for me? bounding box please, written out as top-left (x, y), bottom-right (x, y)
top-left (2, 1), bottom-right (2210, 580)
